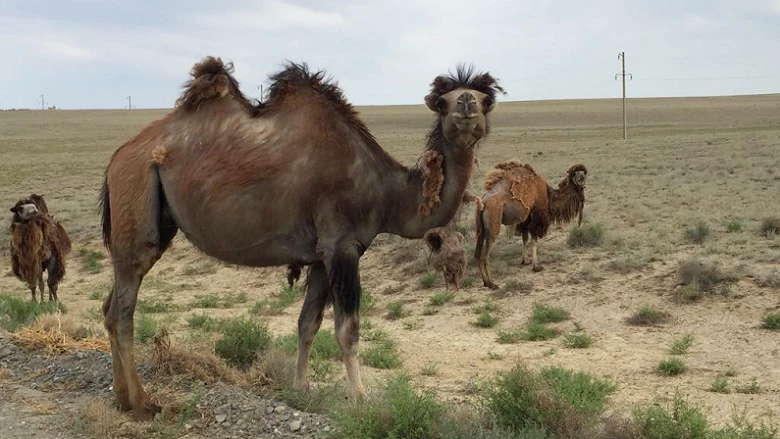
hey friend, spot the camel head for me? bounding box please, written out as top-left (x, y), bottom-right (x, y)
top-left (9, 197), bottom-right (41, 223)
top-left (567, 164), bottom-right (588, 189)
top-left (425, 64), bottom-right (506, 150)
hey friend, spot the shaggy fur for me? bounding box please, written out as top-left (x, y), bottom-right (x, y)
top-left (175, 56), bottom-right (261, 115)
top-left (475, 162), bottom-right (587, 288)
top-left (418, 150), bottom-right (445, 216)
top-left (9, 195), bottom-right (72, 302)
top-left (423, 226), bottom-right (467, 291)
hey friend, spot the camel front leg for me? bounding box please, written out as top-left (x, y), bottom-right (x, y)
top-left (38, 274), bottom-right (46, 302)
top-left (520, 230), bottom-right (531, 266)
top-left (294, 263), bottom-right (329, 392)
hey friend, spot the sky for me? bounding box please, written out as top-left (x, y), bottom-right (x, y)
top-left (1, 0), bottom-right (780, 109)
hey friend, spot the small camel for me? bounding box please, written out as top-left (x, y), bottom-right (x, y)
top-left (474, 162), bottom-right (587, 289)
top-left (9, 194), bottom-right (72, 302)
top-left (98, 56), bottom-right (504, 419)
top-left (423, 225), bottom-right (467, 291)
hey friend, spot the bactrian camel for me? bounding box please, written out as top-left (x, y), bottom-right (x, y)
top-left (9, 194), bottom-right (72, 302)
top-left (98, 56), bottom-right (504, 419)
top-left (474, 162), bottom-right (587, 289)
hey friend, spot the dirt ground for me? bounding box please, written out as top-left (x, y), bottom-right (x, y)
top-left (1, 93), bottom-right (779, 435)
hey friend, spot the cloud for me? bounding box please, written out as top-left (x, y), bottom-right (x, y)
top-left (194, 0), bottom-right (345, 31)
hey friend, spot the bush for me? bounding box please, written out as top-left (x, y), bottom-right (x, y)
top-left (0, 295), bottom-right (64, 331)
top-left (762, 312), bottom-right (780, 330)
top-left (419, 273), bottom-right (437, 289)
top-left (563, 332), bottom-right (593, 349)
top-left (386, 301), bottom-right (407, 320)
top-left (626, 305), bottom-right (671, 326)
top-left (531, 303), bottom-right (570, 324)
top-left (670, 333), bottom-right (694, 355)
top-left (567, 223), bottom-right (605, 248)
top-left (633, 394), bottom-right (708, 439)
top-left (684, 221), bottom-right (711, 245)
top-left (658, 357), bottom-right (686, 376)
top-left (520, 321), bottom-right (560, 341)
top-left (481, 364), bottom-right (616, 437)
top-left (429, 291), bottom-right (455, 306)
top-left (725, 219), bottom-right (744, 233)
top-left (214, 318), bottom-right (271, 369)
top-left (361, 338), bottom-right (402, 369)
top-left (676, 258), bottom-right (734, 300)
top-left (760, 217), bottom-right (780, 238)
top-left (475, 312), bottom-right (499, 328)
top-left (135, 314), bottom-right (159, 345)
top-left (332, 374), bottom-right (443, 439)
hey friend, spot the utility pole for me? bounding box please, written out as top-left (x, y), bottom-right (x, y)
top-left (127, 96), bottom-right (132, 110)
top-left (615, 52), bottom-right (632, 140)
top-left (40, 94), bottom-right (44, 110)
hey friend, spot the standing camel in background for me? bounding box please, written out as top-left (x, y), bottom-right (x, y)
top-left (474, 162), bottom-right (587, 289)
top-left (99, 55), bottom-right (504, 419)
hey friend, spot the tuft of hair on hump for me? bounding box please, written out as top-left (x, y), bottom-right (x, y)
top-left (483, 160), bottom-right (537, 191)
top-left (425, 63), bottom-right (507, 110)
top-left (418, 150), bottom-right (445, 216)
top-left (176, 56), bottom-right (260, 114)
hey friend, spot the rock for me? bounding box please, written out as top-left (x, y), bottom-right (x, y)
top-left (266, 406), bottom-right (274, 415)
top-left (215, 414), bottom-right (228, 424)
top-left (273, 405), bottom-right (287, 414)
top-left (289, 420), bottom-right (302, 432)
top-left (324, 426), bottom-right (331, 432)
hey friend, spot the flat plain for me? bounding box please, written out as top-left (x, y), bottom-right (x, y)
top-left (1, 93), bottom-right (779, 435)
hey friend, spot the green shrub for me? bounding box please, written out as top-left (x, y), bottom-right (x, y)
top-left (567, 223), bottom-right (605, 248)
top-left (0, 295), bottom-right (64, 331)
top-left (361, 338), bottom-right (402, 369)
top-left (134, 314), bottom-right (159, 345)
top-left (419, 273), bottom-right (437, 289)
top-left (563, 331), bottom-right (593, 349)
top-left (710, 377), bottom-right (730, 394)
top-left (676, 258), bottom-right (734, 300)
top-left (670, 333), bottom-right (694, 355)
top-left (725, 219), bottom-right (745, 233)
top-left (530, 303), bottom-right (570, 324)
top-left (658, 357), bottom-right (687, 376)
top-left (136, 299), bottom-right (174, 314)
top-left (214, 318), bottom-right (271, 369)
top-left (762, 312), bottom-right (780, 330)
top-left (520, 321), bottom-right (560, 341)
top-left (386, 301), bottom-right (407, 320)
top-left (475, 312), bottom-right (499, 328)
top-left (429, 291), bottom-right (455, 306)
top-left (633, 394), bottom-right (708, 439)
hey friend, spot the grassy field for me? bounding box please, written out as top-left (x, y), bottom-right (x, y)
top-left (1, 93), bottom-right (780, 434)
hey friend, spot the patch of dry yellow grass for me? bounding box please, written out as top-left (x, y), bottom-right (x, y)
top-left (12, 313), bottom-right (110, 354)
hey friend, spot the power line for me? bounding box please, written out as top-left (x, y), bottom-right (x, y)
top-left (635, 75), bottom-right (780, 82)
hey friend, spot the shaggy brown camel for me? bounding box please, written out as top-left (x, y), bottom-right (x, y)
top-left (474, 162), bottom-right (587, 289)
top-left (9, 194), bottom-right (72, 302)
top-left (98, 56), bottom-right (504, 419)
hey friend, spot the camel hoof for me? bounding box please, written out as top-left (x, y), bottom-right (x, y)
top-left (532, 266), bottom-right (544, 273)
top-left (521, 259), bottom-right (530, 266)
top-left (485, 282), bottom-right (500, 290)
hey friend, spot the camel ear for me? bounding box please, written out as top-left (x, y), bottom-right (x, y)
top-left (9, 207), bottom-right (16, 213)
top-left (483, 95), bottom-right (497, 114)
top-left (423, 231), bottom-right (443, 251)
top-left (425, 93), bottom-right (442, 112)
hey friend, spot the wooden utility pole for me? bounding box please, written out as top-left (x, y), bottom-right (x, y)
top-left (40, 94), bottom-right (44, 110)
top-left (615, 52), bottom-right (632, 140)
top-left (127, 96), bottom-right (132, 110)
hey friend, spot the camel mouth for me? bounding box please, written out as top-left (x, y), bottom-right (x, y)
top-left (454, 120), bottom-right (478, 132)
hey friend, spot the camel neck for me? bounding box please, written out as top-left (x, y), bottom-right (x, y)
top-left (380, 139), bottom-right (474, 238)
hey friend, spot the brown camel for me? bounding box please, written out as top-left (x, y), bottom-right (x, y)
top-left (98, 56), bottom-right (504, 419)
top-left (9, 194), bottom-right (72, 302)
top-left (423, 226), bottom-right (467, 291)
top-left (474, 162), bottom-right (587, 289)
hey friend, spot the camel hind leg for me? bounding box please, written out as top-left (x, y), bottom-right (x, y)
top-left (530, 238), bottom-right (543, 272)
top-left (101, 165), bottom-right (178, 420)
top-left (46, 255), bottom-right (65, 302)
top-left (294, 263), bottom-right (329, 392)
top-left (477, 201), bottom-right (502, 290)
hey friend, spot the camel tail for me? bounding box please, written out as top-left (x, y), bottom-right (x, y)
top-left (474, 204), bottom-right (486, 260)
top-left (329, 249), bottom-right (361, 316)
top-left (99, 176), bottom-right (111, 249)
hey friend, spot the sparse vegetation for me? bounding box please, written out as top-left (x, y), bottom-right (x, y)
top-left (359, 288), bottom-right (376, 316)
top-left (567, 222), bottom-right (605, 248)
top-left (762, 311), bottom-right (780, 330)
top-left (420, 363), bottom-right (438, 376)
top-left (520, 321), bottom-right (561, 341)
top-left (684, 220), bottom-right (711, 244)
top-left (756, 271), bottom-right (780, 288)
top-left (134, 314), bottom-right (159, 345)
top-left (710, 376), bottom-right (730, 393)
top-left (726, 218), bottom-right (745, 233)
top-left (385, 301), bottom-right (407, 320)
top-left (670, 333), bottom-right (694, 355)
top-left (136, 299), bottom-right (175, 314)
top-left (251, 284), bottom-right (301, 314)
top-left (626, 305), bottom-right (672, 326)
top-left (605, 254), bottom-right (649, 274)
top-left (402, 319), bottom-right (422, 331)
top-left (78, 248), bottom-right (105, 274)
top-left (213, 317), bottom-right (271, 369)
top-left (657, 357), bottom-right (687, 376)
top-left (633, 394), bottom-right (708, 439)
top-left (530, 303), bottom-right (570, 324)
top-left (563, 331), bottom-right (593, 349)
top-left (429, 291), bottom-right (455, 306)
top-left (760, 217), bottom-right (780, 238)
top-left (676, 257), bottom-right (735, 301)
top-left (418, 272), bottom-right (437, 289)
top-left (0, 294), bottom-right (64, 331)
top-left (735, 378), bottom-right (760, 394)
top-left (360, 338), bottom-right (402, 369)
top-left (475, 311), bottom-right (499, 328)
